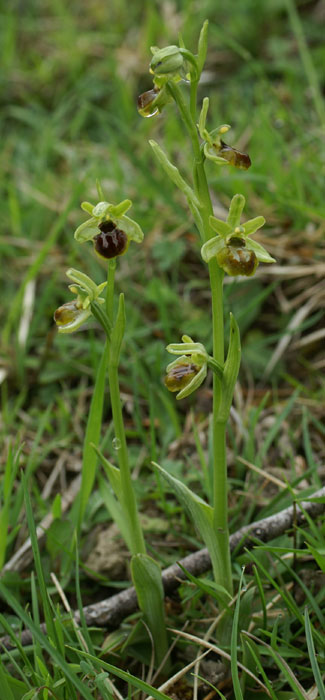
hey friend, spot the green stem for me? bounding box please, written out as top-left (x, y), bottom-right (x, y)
top-left (104, 270), bottom-right (145, 555)
top-left (106, 258), bottom-right (116, 321)
top-left (169, 78), bottom-right (232, 596)
top-left (107, 361), bottom-right (146, 555)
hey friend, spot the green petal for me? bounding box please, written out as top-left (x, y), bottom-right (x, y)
top-left (209, 216), bottom-right (232, 238)
top-left (201, 236), bottom-right (225, 263)
top-left (81, 201), bottom-right (94, 214)
top-left (109, 199), bottom-right (132, 217)
top-left (243, 216), bottom-right (265, 236)
top-left (246, 239), bottom-right (276, 263)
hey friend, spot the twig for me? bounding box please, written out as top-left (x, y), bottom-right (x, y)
top-left (1, 486), bottom-right (324, 649)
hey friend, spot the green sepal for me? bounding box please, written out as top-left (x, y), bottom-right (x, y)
top-left (246, 238), bottom-right (276, 263)
top-left (227, 194), bottom-right (246, 228)
top-left (197, 20), bottom-right (209, 75)
top-left (74, 217), bottom-right (98, 242)
top-left (120, 215), bottom-right (144, 243)
top-left (153, 462), bottom-right (227, 586)
top-left (131, 554), bottom-right (170, 670)
top-left (218, 313), bottom-right (241, 422)
top-left (81, 201), bottom-right (95, 214)
top-left (110, 294), bottom-right (125, 366)
top-left (198, 97), bottom-right (209, 139)
top-left (109, 199), bottom-right (132, 217)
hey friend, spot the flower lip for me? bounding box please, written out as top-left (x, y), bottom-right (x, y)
top-left (165, 362), bottom-right (200, 393)
top-left (94, 227), bottom-right (128, 260)
top-left (219, 140), bottom-right (251, 170)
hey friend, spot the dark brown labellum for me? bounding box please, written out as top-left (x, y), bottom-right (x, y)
top-left (94, 227), bottom-right (128, 259)
top-left (219, 140), bottom-right (251, 170)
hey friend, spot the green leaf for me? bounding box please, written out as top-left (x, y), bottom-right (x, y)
top-left (197, 20), bottom-right (209, 75)
top-left (152, 462), bottom-right (226, 587)
top-left (227, 194), bottom-right (245, 228)
top-left (67, 648), bottom-right (172, 700)
top-left (305, 608), bottom-right (325, 700)
top-left (149, 139), bottom-right (201, 211)
top-left (131, 554), bottom-right (170, 670)
top-left (76, 343), bottom-right (108, 527)
top-left (231, 569), bottom-right (245, 700)
top-left (0, 583), bottom-right (95, 700)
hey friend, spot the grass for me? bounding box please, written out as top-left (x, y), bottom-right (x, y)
top-left (1, 0), bottom-right (325, 698)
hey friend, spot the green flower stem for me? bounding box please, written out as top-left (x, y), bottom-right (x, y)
top-left (169, 77), bottom-right (233, 596)
top-left (107, 360), bottom-right (146, 555)
top-left (106, 258), bottom-right (116, 321)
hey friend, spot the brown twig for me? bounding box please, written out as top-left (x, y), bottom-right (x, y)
top-left (1, 487), bottom-right (324, 649)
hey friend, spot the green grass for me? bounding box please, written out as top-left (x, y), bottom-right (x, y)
top-left (1, 0), bottom-right (325, 698)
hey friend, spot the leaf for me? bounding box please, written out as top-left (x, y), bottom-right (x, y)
top-left (305, 608), bottom-right (325, 700)
top-left (131, 554), bottom-right (170, 670)
top-left (149, 139), bottom-right (201, 211)
top-left (76, 343), bottom-right (108, 527)
top-left (152, 462), bottom-right (226, 587)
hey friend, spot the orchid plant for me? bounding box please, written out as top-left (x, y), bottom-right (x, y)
top-left (137, 21), bottom-right (275, 598)
top-left (54, 21), bottom-right (275, 666)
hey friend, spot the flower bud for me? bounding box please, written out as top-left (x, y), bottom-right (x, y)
top-left (94, 221), bottom-right (129, 259)
top-left (137, 87), bottom-right (160, 118)
top-left (218, 141), bottom-right (251, 170)
top-left (150, 45), bottom-right (185, 77)
top-left (164, 362), bottom-right (200, 393)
